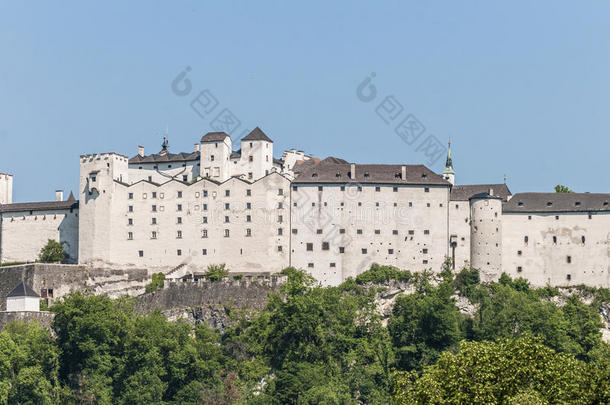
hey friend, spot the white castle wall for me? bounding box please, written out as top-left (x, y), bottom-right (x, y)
top-left (290, 183), bottom-right (450, 286)
top-left (128, 160), bottom-right (200, 184)
top-left (0, 174), bottom-right (13, 205)
top-left (448, 200), bottom-right (471, 269)
top-left (6, 296), bottom-right (39, 312)
top-left (0, 208), bottom-right (79, 263)
top-left (502, 212), bottom-right (610, 287)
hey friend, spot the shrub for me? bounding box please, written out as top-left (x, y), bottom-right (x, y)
top-left (355, 264), bottom-right (411, 285)
top-left (38, 239), bottom-right (66, 263)
top-left (145, 273), bottom-right (165, 293)
top-left (453, 267), bottom-right (480, 297)
top-left (205, 264), bottom-right (229, 282)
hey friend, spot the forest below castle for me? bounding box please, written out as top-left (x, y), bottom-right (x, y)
top-left (1, 264), bottom-right (609, 404)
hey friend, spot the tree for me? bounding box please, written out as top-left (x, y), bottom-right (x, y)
top-left (393, 336), bottom-right (597, 404)
top-left (554, 184), bottom-right (573, 193)
top-left (205, 264), bottom-right (229, 282)
top-left (38, 239), bottom-right (65, 263)
top-left (145, 273), bottom-right (165, 293)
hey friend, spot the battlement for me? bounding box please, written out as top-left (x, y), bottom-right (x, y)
top-left (80, 152), bottom-right (129, 162)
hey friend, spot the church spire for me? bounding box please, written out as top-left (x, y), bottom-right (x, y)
top-left (442, 141), bottom-right (455, 185)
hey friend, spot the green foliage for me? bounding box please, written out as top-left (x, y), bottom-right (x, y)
top-left (393, 336), bottom-right (604, 404)
top-left (0, 261), bottom-right (26, 267)
top-left (554, 184), bottom-right (574, 193)
top-left (389, 280), bottom-right (462, 371)
top-left (354, 263), bottom-right (412, 285)
top-left (452, 266), bottom-right (479, 298)
top-left (205, 264), bottom-right (229, 282)
top-left (38, 239), bottom-right (66, 263)
top-left (145, 272), bottom-right (165, 293)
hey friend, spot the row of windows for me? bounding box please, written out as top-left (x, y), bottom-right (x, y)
top-left (294, 185), bottom-right (432, 193)
top-left (128, 188), bottom-right (284, 200)
top-left (129, 227), bottom-right (287, 240)
top-left (523, 235), bottom-right (586, 244)
top-left (297, 201), bottom-right (442, 208)
top-left (304, 242), bottom-right (429, 254)
top-left (128, 201), bottom-right (284, 213)
top-left (137, 245), bottom-right (284, 258)
top-left (299, 228), bottom-right (430, 236)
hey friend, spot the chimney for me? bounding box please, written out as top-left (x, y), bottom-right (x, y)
top-left (138, 145), bottom-right (144, 157)
top-left (401, 165), bottom-right (406, 180)
top-left (55, 190), bottom-right (64, 202)
top-left (489, 188), bottom-right (494, 196)
top-left (194, 143), bottom-right (200, 152)
top-left (350, 163), bottom-right (356, 179)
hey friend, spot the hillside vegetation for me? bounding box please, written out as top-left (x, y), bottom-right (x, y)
top-left (0, 264), bottom-right (609, 404)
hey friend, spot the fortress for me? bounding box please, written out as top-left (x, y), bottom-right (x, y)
top-left (1, 127), bottom-right (609, 287)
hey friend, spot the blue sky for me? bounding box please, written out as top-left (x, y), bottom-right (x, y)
top-left (1, 1), bottom-right (609, 202)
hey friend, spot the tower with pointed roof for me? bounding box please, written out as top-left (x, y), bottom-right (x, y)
top-left (442, 142), bottom-right (455, 185)
top-left (240, 127), bottom-right (274, 180)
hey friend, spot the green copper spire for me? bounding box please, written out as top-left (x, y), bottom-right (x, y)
top-left (442, 141), bottom-right (454, 175)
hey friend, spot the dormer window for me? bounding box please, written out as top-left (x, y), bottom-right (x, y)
top-left (575, 201), bottom-right (581, 207)
top-left (546, 202), bottom-right (553, 206)
top-left (517, 202), bottom-right (524, 206)
top-left (421, 173), bottom-right (427, 178)
top-left (395, 172), bottom-right (401, 178)
top-left (364, 172), bottom-right (370, 178)
top-left (335, 172), bottom-right (341, 178)
top-left (312, 173), bottom-right (318, 177)
top-left (604, 202), bottom-right (609, 206)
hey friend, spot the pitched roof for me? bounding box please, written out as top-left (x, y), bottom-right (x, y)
top-left (293, 162), bottom-right (450, 185)
top-left (503, 192), bottom-right (610, 213)
top-left (7, 282), bottom-right (39, 298)
top-left (201, 132), bottom-right (230, 142)
top-left (450, 184), bottom-right (512, 201)
top-left (129, 151), bottom-right (200, 164)
top-left (0, 199), bottom-right (79, 213)
top-left (241, 127), bottom-right (273, 142)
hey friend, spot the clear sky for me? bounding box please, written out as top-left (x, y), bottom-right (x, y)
top-left (1, 1), bottom-right (609, 202)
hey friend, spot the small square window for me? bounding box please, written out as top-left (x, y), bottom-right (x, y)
top-left (393, 187), bottom-right (398, 192)
top-left (424, 230), bottom-right (430, 235)
top-left (225, 190), bottom-right (230, 197)
top-left (225, 216), bottom-right (230, 223)
top-left (177, 204), bottom-right (182, 211)
top-left (308, 263), bottom-right (314, 268)
top-left (292, 229), bottom-right (298, 234)
top-left (361, 248), bottom-right (367, 254)
top-left (424, 187), bottom-right (430, 193)
top-left (317, 229), bottom-right (323, 234)
top-left (517, 266), bottom-right (523, 272)
top-left (375, 229), bottom-right (380, 235)
top-left (357, 229), bottom-right (363, 235)
top-left (177, 191), bottom-right (183, 198)
top-left (392, 230), bottom-right (398, 235)
top-left (128, 193), bottom-right (133, 200)
top-left (330, 262), bottom-right (336, 268)
top-left (339, 247), bottom-right (345, 253)
top-left (306, 243), bottom-right (313, 251)
top-left (375, 186), bottom-right (380, 192)
top-left (246, 229), bottom-right (252, 237)
top-left (202, 249), bottom-right (207, 255)
top-left (247, 189), bottom-right (252, 196)
top-left (203, 190), bottom-right (208, 197)
top-left (277, 245), bottom-right (283, 252)
top-left (177, 249), bottom-right (182, 256)
top-left (278, 189), bottom-right (284, 195)
top-left (138, 250), bottom-right (144, 257)
top-left (339, 229), bottom-right (345, 234)
top-left (388, 249), bottom-right (394, 254)
top-left (278, 228), bottom-right (283, 236)
top-left (423, 248), bottom-right (428, 254)
top-left (224, 229), bottom-right (230, 237)
top-left (322, 242), bottom-right (330, 250)
top-left (203, 217), bottom-right (208, 224)
top-left (202, 229), bottom-right (208, 238)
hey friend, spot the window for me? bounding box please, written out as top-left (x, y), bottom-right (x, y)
top-left (128, 205), bottom-right (134, 212)
top-left (409, 202), bottom-right (413, 207)
top-left (339, 228), bottom-right (345, 234)
top-left (151, 231), bottom-right (157, 239)
top-left (555, 215), bottom-right (559, 220)
top-left (278, 202), bottom-right (283, 209)
top-left (202, 249), bottom-right (207, 255)
top-left (246, 228), bottom-right (252, 237)
top-left (424, 187), bottom-right (430, 193)
top-left (424, 230), bottom-right (430, 235)
top-left (393, 187), bottom-right (398, 192)
top-left (517, 250), bottom-right (522, 256)
top-left (138, 250), bottom-right (144, 257)
top-left (203, 204), bottom-right (208, 211)
top-left (246, 215), bottom-right (252, 222)
top-left (375, 229), bottom-right (380, 234)
top-left (517, 266), bottom-right (523, 272)
top-left (278, 228), bottom-right (283, 236)
top-left (357, 229), bottom-right (363, 235)
top-left (246, 202), bottom-right (251, 209)
top-left (528, 215), bottom-right (532, 220)
top-left (308, 263), bottom-right (314, 268)
top-left (127, 232), bottom-right (133, 240)
top-left (177, 217), bottom-right (182, 224)
top-left (330, 262), bottom-right (336, 268)
top-left (292, 229), bottom-right (298, 234)
top-left (339, 247), bottom-right (345, 253)
top-left (278, 189), bottom-right (284, 195)
top-left (128, 218), bottom-right (133, 225)
top-left (306, 243), bottom-right (313, 251)
top-left (408, 230), bottom-right (415, 235)
top-left (423, 259), bottom-right (428, 264)
top-left (392, 230), bottom-right (398, 235)
top-left (388, 249), bottom-right (394, 254)
top-left (151, 218), bottom-right (157, 225)
top-left (423, 248), bottom-right (428, 254)
top-left (567, 256), bottom-right (572, 264)
top-left (225, 216), bottom-right (230, 223)
top-left (152, 205), bottom-right (157, 212)
top-left (225, 203), bottom-right (230, 210)
top-left (375, 186), bottom-right (380, 192)
top-left (246, 189), bottom-right (252, 196)
top-left (177, 191), bottom-right (182, 198)
top-left (224, 229), bottom-right (230, 237)
top-left (553, 236), bottom-right (557, 244)
top-left (177, 230), bottom-right (182, 239)
top-left (358, 186), bottom-right (362, 192)
top-left (249, 155), bottom-right (253, 162)
top-left (317, 229), bottom-right (323, 234)
top-left (278, 215), bottom-right (283, 223)
top-left (148, 176), bottom-right (152, 182)
top-left (177, 249), bottom-right (182, 256)
top-left (362, 248), bottom-right (367, 254)
top-left (524, 236), bottom-right (529, 243)
top-left (128, 192), bottom-right (133, 200)
top-left (202, 216), bottom-right (208, 224)
top-left (177, 204), bottom-right (182, 211)
top-left (322, 242), bottom-right (330, 250)
top-left (202, 229), bottom-right (208, 238)
top-left (225, 190), bottom-right (230, 197)
top-left (277, 246), bottom-right (283, 252)
top-left (582, 236), bottom-right (586, 244)
top-left (567, 274), bottom-right (571, 281)
top-left (203, 190), bottom-right (208, 197)
top-left (426, 203), bottom-right (431, 207)
top-left (292, 186), bottom-right (298, 191)
top-left (211, 155), bottom-right (215, 161)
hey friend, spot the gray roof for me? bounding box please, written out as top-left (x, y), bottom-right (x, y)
top-left (129, 151), bottom-right (200, 164)
top-left (451, 184), bottom-right (512, 201)
top-left (7, 282), bottom-right (39, 298)
top-left (293, 162), bottom-right (450, 185)
top-left (201, 132), bottom-right (230, 142)
top-left (503, 192), bottom-right (610, 213)
top-left (241, 127), bottom-right (273, 142)
top-left (0, 195), bottom-right (78, 214)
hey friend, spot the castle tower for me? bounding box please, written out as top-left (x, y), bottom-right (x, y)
top-left (441, 142), bottom-right (455, 185)
top-left (0, 173), bottom-right (13, 205)
top-left (200, 132), bottom-right (232, 182)
top-left (78, 152), bottom-right (129, 264)
top-left (469, 191), bottom-right (503, 279)
top-left (241, 127), bottom-right (274, 180)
